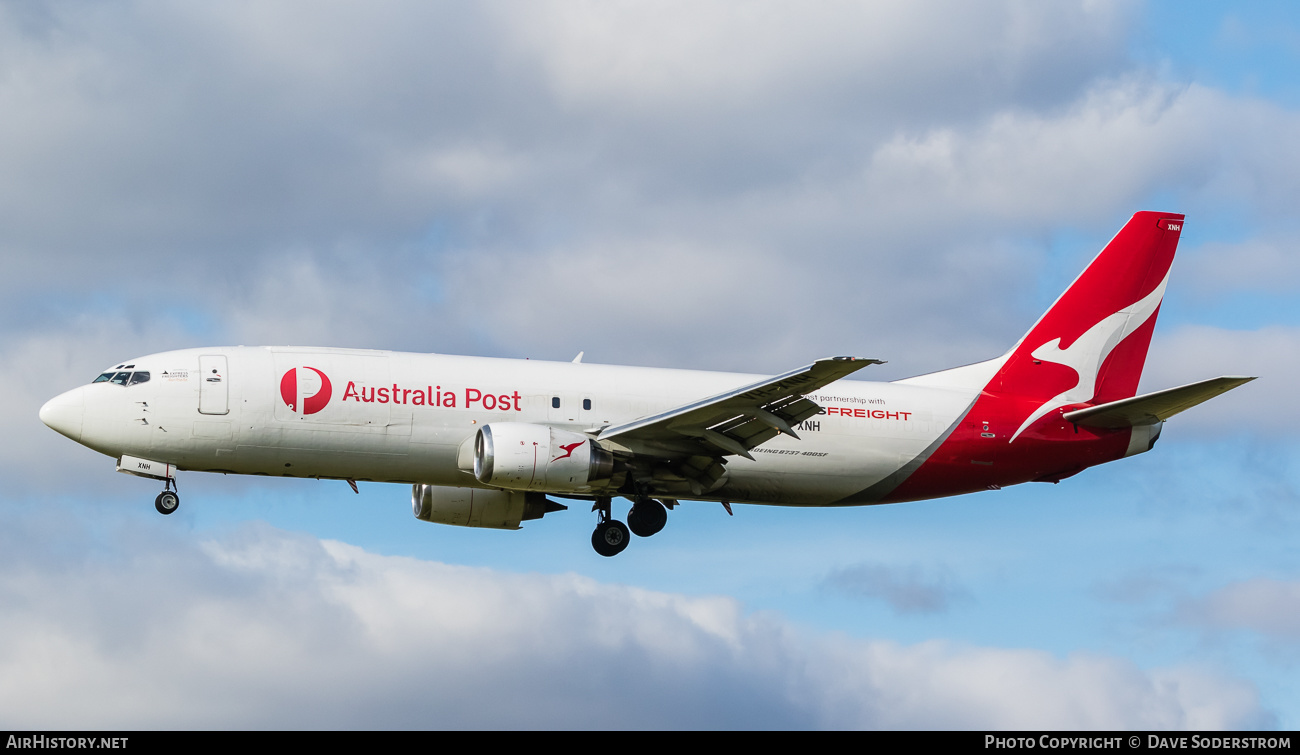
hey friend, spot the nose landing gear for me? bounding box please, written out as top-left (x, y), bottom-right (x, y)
top-left (116, 454), bottom-right (182, 516)
top-left (153, 478), bottom-right (180, 515)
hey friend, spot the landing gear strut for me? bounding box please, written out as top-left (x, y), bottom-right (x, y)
top-left (590, 497), bottom-right (629, 557)
top-left (154, 477), bottom-right (180, 516)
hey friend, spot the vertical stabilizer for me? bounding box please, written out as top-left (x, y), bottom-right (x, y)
top-left (995, 212), bottom-right (1184, 439)
top-left (870, 213), bottom-right (1187, 504)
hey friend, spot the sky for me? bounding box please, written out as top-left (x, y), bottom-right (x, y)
top-left (2, 0), bottom-right (1298, 730)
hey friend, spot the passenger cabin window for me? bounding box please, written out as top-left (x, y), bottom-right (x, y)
top-left (583, 399), bottom-right (592, 411)
top-left (551, 397), bottom-right (561, 409)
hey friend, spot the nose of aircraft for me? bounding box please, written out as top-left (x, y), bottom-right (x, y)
top-left (40, 386), bottom-right (85, 442)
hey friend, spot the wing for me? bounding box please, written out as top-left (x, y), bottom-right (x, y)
top-left (1062, 376), bottom-right (1255, 429)
top-left (596, 356), bottom-right (881, 495)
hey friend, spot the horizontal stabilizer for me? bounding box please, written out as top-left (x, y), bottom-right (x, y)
top-left (1062, 376), bottom-right (1256, 429)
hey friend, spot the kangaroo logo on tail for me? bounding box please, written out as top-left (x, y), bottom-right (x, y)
top-left (1010, 272), bottom-right (1170, 441)
top-left (979, 213), bottom-right (1184, 442)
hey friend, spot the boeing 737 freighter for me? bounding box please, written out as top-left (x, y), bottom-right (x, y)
top-left (40, 212), bottom-right (1253, 555)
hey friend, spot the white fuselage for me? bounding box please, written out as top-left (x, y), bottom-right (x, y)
top-left (49, 346), bottom-right (980, 506)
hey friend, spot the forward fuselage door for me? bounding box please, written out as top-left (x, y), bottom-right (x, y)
top-left (198, 354), bottom-right (229, 415)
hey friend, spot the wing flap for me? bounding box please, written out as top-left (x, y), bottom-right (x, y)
top-left (599, 357), bottom-right (880, 463)
top-left (1062, 376), bottom-right (1255, 429)
top-left (694, 396), bottom-right (824, 455)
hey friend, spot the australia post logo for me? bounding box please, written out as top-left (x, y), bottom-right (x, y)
top-left (280, 367), bottom-right (333, 415)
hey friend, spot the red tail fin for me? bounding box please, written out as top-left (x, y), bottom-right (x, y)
top-left (996, 212), bottom-right (1184, 439)
top-left (874, 212), bottom-right (1187, 504)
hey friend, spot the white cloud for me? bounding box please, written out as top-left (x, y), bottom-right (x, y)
top-left (498, 0), bottom-right (1129, 118)
top-left (0, 0), bottom-right (1296, 383)
top-left (1143, 325), bottom-right (1300, 434)
top-left (822, 562), bottom-right (969, 614)
top-left (1181, 236), bottom-right (1300, 296)
top-left (1181, 579), bottom-right (1300, 640)
top-left (0, 518), bottom-right (1268, 729)
top-left (437, 235), bottom-right (802, 369)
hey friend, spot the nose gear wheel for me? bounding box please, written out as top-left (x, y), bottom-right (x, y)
top-left (154, 477), bottom-right (180, 515)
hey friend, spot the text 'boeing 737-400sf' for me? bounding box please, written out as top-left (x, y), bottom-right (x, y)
top-left (40, 212), bottom-right (1254, 556)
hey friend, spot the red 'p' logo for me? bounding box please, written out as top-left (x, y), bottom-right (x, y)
top-left (279, 367), bottom-right (332, 415)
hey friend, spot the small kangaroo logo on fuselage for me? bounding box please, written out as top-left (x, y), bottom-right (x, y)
top-left (552, 441), bottom-right (585, 462)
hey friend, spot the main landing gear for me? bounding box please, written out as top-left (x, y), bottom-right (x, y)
top-left (590, 496), bottom-right (672, 557)
top-left (154, 478), bottom-right (180, 516)
top-left (627, 498), bottom-right (667, 537)
top-left (592, 517), bottom-right (630, 557)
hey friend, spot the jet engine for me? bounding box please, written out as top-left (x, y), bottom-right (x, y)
top-left (411, 484), bottom-right (566, 529)
top-left (473, 423), bottom-right (614, 493)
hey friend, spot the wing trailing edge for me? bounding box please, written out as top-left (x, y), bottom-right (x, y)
top-left (596, 357), bottom-right (882, 492)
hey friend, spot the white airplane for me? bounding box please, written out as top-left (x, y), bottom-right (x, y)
top-left (40, 212), bottom-right (1254, 556)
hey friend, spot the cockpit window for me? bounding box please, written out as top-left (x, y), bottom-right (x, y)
top-left (93, 371), bottom-right (148, 386)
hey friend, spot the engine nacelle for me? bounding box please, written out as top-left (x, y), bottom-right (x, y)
top-left (411, 484), bottom-right (566, 529)
top-left (474, 422), bottom-right (614, 493)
